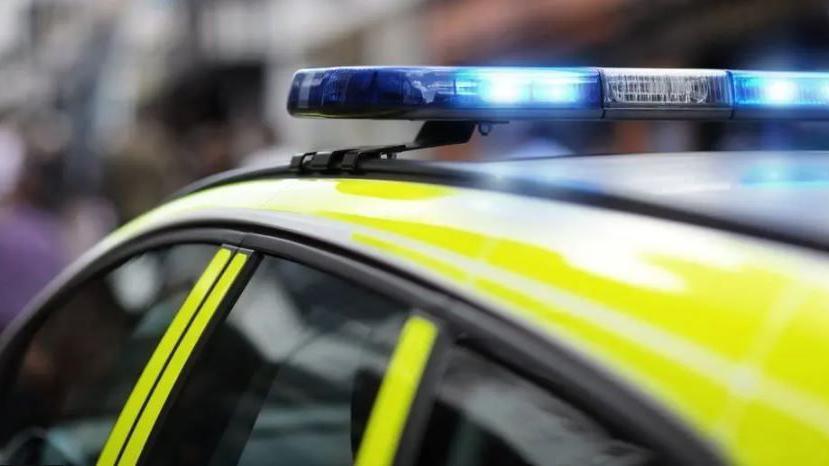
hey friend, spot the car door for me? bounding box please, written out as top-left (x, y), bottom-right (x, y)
top-left (0, 226), bottom-right (715, 466)
top-left (0, 227), bottom-right (447, 466)
top-left (0, 240), bottom-right (225, 465)
top-left (98, 232), bottom-right (691, 466)
top-left (126, 246), bottom-right (444, 466)
top-left (89, 228), bottom-right (723, 466)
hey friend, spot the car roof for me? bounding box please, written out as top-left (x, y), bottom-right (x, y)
top-left (116, 165), bottom-right (829, 465)
top-left (178, 150), bottom-right (829, 252)
top-left (445, 151), bottom-right (829, 249)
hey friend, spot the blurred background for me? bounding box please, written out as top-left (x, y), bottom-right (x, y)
top-left (2, 0), bottom-right (829, 327)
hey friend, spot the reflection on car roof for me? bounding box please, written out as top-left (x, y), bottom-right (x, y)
top-left (447, 151), bottom-right (829, 248)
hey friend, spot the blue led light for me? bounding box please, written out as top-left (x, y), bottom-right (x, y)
top-left (732, 71), bottom-right (829, 110)
top-left (462, 70), bottom-right (585, 104)
top-left (287, 67), bottom-right (602, 120)
top-left (742, 164), bottom-right (829, 188)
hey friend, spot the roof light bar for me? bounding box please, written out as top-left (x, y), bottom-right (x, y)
top-left (287, 67), bottom-right (602, 120)
top-left (287, 67), bottom-right (829, 121)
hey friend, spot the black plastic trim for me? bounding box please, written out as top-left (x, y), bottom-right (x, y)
top-left (238, 233), bottom-right (454, 312)
top-left (289, 121), bottom-right (477, 175)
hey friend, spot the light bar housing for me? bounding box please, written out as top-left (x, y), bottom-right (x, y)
top-left (288, 67), bottom-right (829, 121)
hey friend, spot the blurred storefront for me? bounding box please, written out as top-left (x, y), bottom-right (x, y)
top-left (422, 0), bottom-right (829, 158)
top-left (0, 0), bottom-right (828, 238)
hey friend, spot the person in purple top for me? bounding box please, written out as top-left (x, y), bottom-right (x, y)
top-left (0, 130), bottom-right (66, 332)
top-left (0, 204), bottom-right (65, 330)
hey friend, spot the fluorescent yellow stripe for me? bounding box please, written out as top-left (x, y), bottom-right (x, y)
top-left (97, 248), bottom-right (233, 466)
top-left (355, 315), bottom-right (438, 466)
top-left (117, 251), bottom-right (249, 466)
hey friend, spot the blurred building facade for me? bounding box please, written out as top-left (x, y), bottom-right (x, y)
top-left (423, 0), bottom-right (829, 158)
top-left (0, 0), bottom-right (829, 231)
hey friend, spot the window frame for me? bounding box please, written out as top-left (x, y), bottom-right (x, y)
top-left (0, 224), bottom-right (725, 466)
top-left (234, 230), bottom-right (725, 466)
top-left (114, 247), bottom-right (260, 466)
top-left (398, 302), bottom-right (726, 466)
top-left (0, 228), bottom-right (243, 402)
top-left (0, 231), bottom-right (246, 466)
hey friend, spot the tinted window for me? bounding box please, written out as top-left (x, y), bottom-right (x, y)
top-left (0, 244), bottom-right (216, 466)
top-left (143, 256), bottom-right (410, 466)
top-left (416, 347), bottom-right (655, 466)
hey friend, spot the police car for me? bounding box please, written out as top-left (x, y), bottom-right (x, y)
top-left (1, 67), bottom-right (829, 466)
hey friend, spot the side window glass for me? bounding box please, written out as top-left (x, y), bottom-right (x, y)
top-left (0, 244), bottom-right (217, 466)
top-left (143, 256), bottom-right (411, 466)
top-left (416, 346), bottom-right (655, 466)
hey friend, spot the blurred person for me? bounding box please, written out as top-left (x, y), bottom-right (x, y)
top-left (0, 124), bottom-right (67, 332)
top-left (231, 116), bottom-right (276, 162)
top-left (28, 109), bottom-right (118, 261)
top-left (60, 196), bottom-right (118, 260)
top-left (105, 117), bottom-right (183, 223)
top-left (238, 122), bottom-right (296, 168)
top-left (185, 123), bottom-right (237, 179)
top-left (0, 125), bottom-right (24, 199)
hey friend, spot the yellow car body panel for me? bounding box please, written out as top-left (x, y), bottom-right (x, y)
top-left (103, 177), bottom-right (829, 466)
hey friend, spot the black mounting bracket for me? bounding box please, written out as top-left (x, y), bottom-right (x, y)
top-left (290, 121), bottom-right (480, 173)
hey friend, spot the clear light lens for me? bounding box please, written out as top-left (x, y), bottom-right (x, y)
top-left (601, 69), bottom-right (733, 108)
top-left (732, 71), bottom-right (829, 108)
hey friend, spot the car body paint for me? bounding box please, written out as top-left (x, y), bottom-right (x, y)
top-left (95, 177), bottom-right (829, 465)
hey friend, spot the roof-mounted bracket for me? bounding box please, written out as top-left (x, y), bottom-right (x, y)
top-left (290, 120), bottom-right (481, 174)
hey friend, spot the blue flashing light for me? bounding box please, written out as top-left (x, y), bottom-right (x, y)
top-left (732, 71), bottom-right (829, 116)
top-left (287, 67), bottom-right (602, 120)
top-left (742, 164), bottom-right (829, 189)
top-left (463, 69), bottom-right (585, 104)
top-left (287, 66), bottom-right (829, 121)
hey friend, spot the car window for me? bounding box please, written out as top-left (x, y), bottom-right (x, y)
top-left (0, 244), bottom-right (217, 466)
top-left (415, 346), bottom-right (656, 466)
top-left (141, 255), bottom-right (411, 466)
